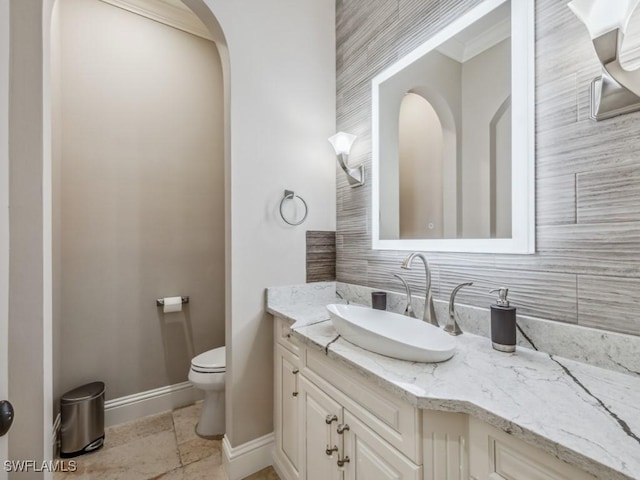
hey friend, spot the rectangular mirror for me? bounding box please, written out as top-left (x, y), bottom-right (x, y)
top-left (372, 0), bottom-right (534, 254)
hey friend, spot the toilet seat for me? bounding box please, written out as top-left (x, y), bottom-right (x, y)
top-left (188, 345), bottom-right (226, 436)
top-left (191, 346), bottom-right (225, 374)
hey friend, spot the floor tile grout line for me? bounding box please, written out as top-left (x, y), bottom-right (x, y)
top-left (169, 409), bottom-right (185, 468)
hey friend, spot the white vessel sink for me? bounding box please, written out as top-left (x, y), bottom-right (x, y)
top-left (327, 304), bottom-right (456, 363)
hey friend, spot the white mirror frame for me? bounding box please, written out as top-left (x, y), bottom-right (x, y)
top-left (372, 0), bottom-right (534, 254)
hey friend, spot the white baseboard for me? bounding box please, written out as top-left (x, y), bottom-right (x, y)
top-left (222, 432), bottom-right (274, 480)
top-left (272, 449), bottom-right (298, 480)
top-left (105, 381), bottom-right (203, 427)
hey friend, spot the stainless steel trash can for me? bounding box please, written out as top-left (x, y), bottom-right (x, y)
top-left (60, 381), bottom-right (105, 457)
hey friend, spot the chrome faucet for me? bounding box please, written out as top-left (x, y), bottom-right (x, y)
top-left (400, 253), bottom-right (438, 326)
top-left (445, 282), bottom-right (473, 336)
top-left (392, 274), bottom-right (416, 318)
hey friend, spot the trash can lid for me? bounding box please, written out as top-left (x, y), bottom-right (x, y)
top-left (61, 382), bottom-right (105, 404)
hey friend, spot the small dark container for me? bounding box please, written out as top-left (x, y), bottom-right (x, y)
top-left (371, 291), bottom-right (387, 310)
top-left (490, 288), bottom-right (516, 353)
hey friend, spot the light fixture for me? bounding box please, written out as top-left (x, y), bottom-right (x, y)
top-left (328, 132), bottom-right (364, 188)
top-left (569, 0), bottom-right (640, 120)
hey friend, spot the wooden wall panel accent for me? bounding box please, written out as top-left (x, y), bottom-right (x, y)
top-left (306, 231), bottom-right (336, 283)
top-left (335, 0), bottom-right (640, 337)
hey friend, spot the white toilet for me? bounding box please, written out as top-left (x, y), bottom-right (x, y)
top-left (188, 346), bottom-right (225, 437)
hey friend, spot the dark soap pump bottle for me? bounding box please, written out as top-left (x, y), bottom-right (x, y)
top-left (490, 288), bottom-right (516, 353)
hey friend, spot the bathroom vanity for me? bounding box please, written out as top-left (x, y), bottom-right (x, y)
top-left (267, 283), bottom-right (640, 480)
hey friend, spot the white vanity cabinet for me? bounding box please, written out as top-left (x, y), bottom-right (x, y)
top-left (342, 410), bottom-right (422, 480)
top-left (273, 316), bottom-right (600, 480)
top-left (298, 375), bottom-right (343, 480)
top-left (468, 417), bottom-right (596, 480)
top-left (274, 318), bottom-right (302, 480)
top-left (297, 358), bottom-right (422, 480)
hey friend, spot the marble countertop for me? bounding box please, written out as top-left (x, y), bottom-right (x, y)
top-left (266, 283), bottom-right (640, 480)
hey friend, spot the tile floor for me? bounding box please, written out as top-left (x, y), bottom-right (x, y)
top-left (54, 402), bottom-right (280, 480)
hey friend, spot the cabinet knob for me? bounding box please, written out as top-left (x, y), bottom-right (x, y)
top-left (325, 445), bottom-right (338, 456)
top-left (337, 423), bottom-right (350, 434)
top-left (325, 414), bottom-right (338, 425)
top-left (337, 455), bottom-right (350, 467)
top-left (292, 369), bottom-right (299, 375)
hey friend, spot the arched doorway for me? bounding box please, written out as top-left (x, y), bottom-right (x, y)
top-left (3, 0), bottom-right (230, 466)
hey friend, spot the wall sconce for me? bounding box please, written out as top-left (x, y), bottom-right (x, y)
top-left (569, 0), bottom-right (640, 120)
top-left (328, 132), bottom-right (364, 187)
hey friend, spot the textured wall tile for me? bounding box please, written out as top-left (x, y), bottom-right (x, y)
top-left (438, 267), bottom-right (578, 323)
top-left (336, 0), bottom-right (640, 337)
top-left (338, 0), bottom-right (398, 63)
top-left (577, 166), bottom-right (640, 224)
top-left (536, 74), bottom-right (577, 133)
top-left (336, 197), bottom-right (369, 235)
top-left (537, 113), bottom-right (640, 179)
top-left (306, 231), bottom-right (336, 283)
top-left (578, 276), bottom-right (640, 335)
top-left (536, 174), bottom-right (576, 226)
top-left (535, 8), bottom-right (594, 80)
top-left (396, 0), bottom-right (440, 57)
top-left (438, 0), bottom-right (486, 29)
top-left (337, 53), bottom-right (369, 94)
top-left (537, 222), bottom-right (640, 259)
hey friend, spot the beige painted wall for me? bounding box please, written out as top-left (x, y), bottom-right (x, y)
top-left (7, 0), bottom-right (55, 472)
top-left (399, 93), bottom-right (444, 239)
top-left (3, 0), bottom-right (336, 463)
top-left (53, 0), bottom-right (225, 400)
top-left (461, 39), bottom-right (510, 238)
top-left (0, 0), bottom-right (9, 469)
top-left (379, 52), bottom-right (461, 240)
top-left (51, 0), bottom-right (62, 420)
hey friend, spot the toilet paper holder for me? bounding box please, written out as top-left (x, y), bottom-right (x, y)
top-left (156, 296), bottom-right (190, 306)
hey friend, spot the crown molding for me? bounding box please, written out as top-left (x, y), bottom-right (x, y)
top-left (438, 17), bottom-right (510, 63)
top-left (99, 0), bottom-right (213, 41)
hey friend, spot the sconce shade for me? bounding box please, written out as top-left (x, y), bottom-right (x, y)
top-left (568, 0), bottom-right (640, 38)
top-left (328, 132), bottom-right (357, 155)
top-left (328, 132), bottom-right (363, 187)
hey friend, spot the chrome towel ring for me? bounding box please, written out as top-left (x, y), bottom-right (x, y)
top-left (279, 189), bottom-right (308, 226)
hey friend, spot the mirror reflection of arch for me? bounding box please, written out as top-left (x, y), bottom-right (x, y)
top-left (397, 91), bottom-right (457, 240)
top-left (372, 0), bottom-right (534, 253)
top-left (395, 88), bottom-right (512, 241)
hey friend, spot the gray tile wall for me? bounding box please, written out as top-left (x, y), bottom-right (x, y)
top-left (335, 0), bottom-right (640, 336)
top-left (306, 231), bottom-right (337, 282)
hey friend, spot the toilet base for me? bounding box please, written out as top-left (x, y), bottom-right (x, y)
top-left (196, 389), bottom-right (225, 437)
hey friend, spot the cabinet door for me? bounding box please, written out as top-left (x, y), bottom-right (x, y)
top-left (299, 375), bottom-right (343, 480)
top-left (342, 410), bottom-right (422, 480)
top-left (423, 410), bottom-right (468, 480)
top-left (275, 344), bottom-right (300, 480)
top-left (468, 417), bottom-right (596, 480)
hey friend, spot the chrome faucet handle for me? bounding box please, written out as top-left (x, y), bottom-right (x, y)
top-left (400, 252), bottom-right (438, 326)
top-left (393, 274), bottom-right (416, 318)
top-left (445, 282), bottom-right (473, 336)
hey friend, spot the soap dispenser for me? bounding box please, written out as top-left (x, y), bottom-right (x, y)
top-left (490, 288), bottom-right (516, 353)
